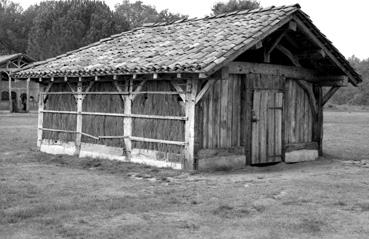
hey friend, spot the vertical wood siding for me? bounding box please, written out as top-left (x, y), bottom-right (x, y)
top-left (196, 74), bottom-right (243, 150)
top-left (284, 79), bottom-right (313, 144)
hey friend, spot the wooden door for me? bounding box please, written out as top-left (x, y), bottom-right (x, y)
top-left (251, 90), bottom-right (283, 164)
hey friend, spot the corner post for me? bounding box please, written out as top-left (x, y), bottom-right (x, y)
top-left (8, 75), bottom-right (12, 113)
top-left (124, 79), bottom-right (132, 160)
top-left (313, 86), bottom-right (323, 156)
top-left (26, 78), bottom-right (30, 112)
top-left (184, 78), bottom-right (198, 170)
top-left (37, 86), bottom-right (44, 148)
top-left (75, 80), bottom-right (83, 154)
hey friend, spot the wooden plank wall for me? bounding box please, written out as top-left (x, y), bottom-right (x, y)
top-left (195, 74), bottom-right (243, 151)
top-left (284, 79), bottom-right (313, 145)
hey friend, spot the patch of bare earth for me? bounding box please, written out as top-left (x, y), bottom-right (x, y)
top-left (1, 111), bottom-right (369, 238)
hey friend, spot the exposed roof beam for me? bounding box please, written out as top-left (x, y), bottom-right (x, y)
top-left (228, 61), bottom-right (349, 85)
top-left (264, 28), bottom-right (289, 63)
top-left (276, 45), bottom-right (301, 66)
top-left (229, 62), bottom-right (317, 81)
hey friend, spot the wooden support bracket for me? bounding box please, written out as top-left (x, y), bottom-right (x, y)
top-left (195, 79), bottom-right (217, 104)
top-left (113, 81), bottom-right (126, 102)
top-left (296, 80), bottom-right (317, 116)
top-left (322, 86), bottom-right (340, 106)
top-left (132, 80), bottom-right (147, 101)
top-left (170, 81), bottom-right (186, 102)
top-left (66, 82), bottom-right (78, 101)
top-left (81, 81), bottom-right (95, 100)
top-left (276, 45), bottom-right (301, 66)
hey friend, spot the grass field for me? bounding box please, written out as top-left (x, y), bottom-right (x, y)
top-left (1, 112), bottom-right (369, 238)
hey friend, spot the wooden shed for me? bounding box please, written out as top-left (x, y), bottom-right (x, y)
top-left (13, 4), bottom-right (361, 170)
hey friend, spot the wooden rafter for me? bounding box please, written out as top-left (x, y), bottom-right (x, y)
top-left (296, 80), bottom-right (317, 116)
top-left (293, 16), bottom-right (358, 85)
top-left (322, 86), bottom-right (340, 106)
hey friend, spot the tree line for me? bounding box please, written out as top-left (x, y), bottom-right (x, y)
top-left (0, 0), bottom-right (260, 60)
top-left (330, 56), bottom-right (369, 106)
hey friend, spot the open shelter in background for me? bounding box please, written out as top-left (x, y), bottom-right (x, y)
top-left (13, 4), bottom-right (361, 170)
top-left (0, 53), bottom-right (37, 112)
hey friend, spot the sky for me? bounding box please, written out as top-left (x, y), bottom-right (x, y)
top-left (14, 0), bottom-right (369, 59)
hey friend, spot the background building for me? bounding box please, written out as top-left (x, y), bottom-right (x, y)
top-left (0, 54), bottom-right (37, 112)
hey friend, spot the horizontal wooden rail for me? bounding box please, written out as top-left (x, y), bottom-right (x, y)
top-left (39, 128), bottom-right (184, 146)
top-left (41, 91), bottom-right (187, 95)
top-left (130, 136), bottom-right (186, 146)
top-left (98, 136), bottom-right (129, 139)
top-left (41, 110), bottom-right (187, 121)
top-left (81, 132), bottom-right (99, 140)
top-left (40, 128), bottom-right (76, 134)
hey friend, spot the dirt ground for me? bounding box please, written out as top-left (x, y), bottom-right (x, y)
top-left (1, 111), bottom-right (369, 239)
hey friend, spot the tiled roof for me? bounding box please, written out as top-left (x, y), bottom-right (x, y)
top-left (13, 4), bottom-right (361, 84)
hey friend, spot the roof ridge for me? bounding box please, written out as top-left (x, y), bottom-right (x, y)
top-left (133, 3), bottom-right (301, 29)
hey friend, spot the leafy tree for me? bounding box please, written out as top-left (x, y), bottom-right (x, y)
top-left (27, 0), bottom-right (125, 60)
top-left (212, 0), bottom-right (260, 15)
top-left (330, 55), bottom-right (369, 105)
top-left (114, 0), bottom-right (187, 29)
top-left (0, 0), bottom-right (28, 54)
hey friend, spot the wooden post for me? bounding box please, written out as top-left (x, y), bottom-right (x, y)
top-left (184, 79), bottom-right (198, 170)
top-left (124, 79), bottom-right (132, 160)
top-left (37, 87), bottom-right (44, 148)
top-left (8, 75), bottom-right (12, 113)
top-left (313, 86), bottom-right (323, 156)
top-left (26, 78), bottom-right (30, 112)
top-left (75, 81), bottom-right (83, 154)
